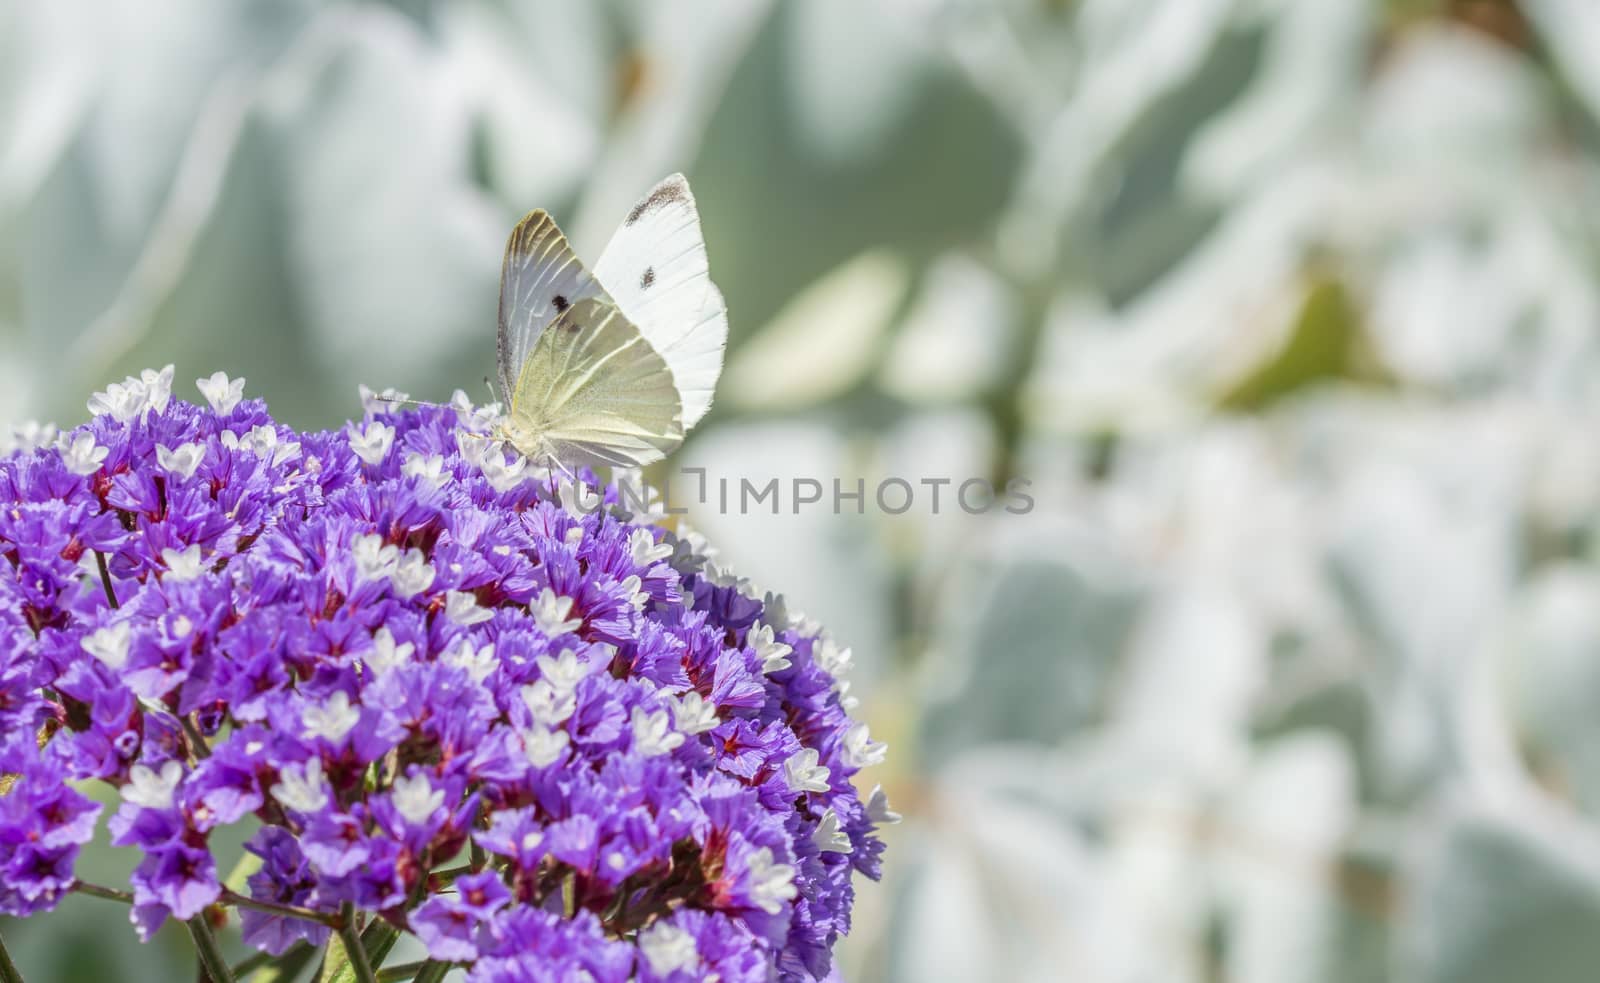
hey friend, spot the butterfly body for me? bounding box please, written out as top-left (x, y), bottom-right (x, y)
top-left (494, 175), bottom-right (726, 470)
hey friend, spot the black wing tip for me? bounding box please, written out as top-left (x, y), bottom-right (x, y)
top-left (625, 174), bottom-right (695, 226)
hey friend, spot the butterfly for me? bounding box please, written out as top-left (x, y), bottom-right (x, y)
top-left (492, 174), bottom-right (727, 469)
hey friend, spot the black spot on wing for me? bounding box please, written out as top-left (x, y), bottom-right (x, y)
top-left (640, 267), bottom-right (656, 290)
top-left (553, 294), bottom-right (569, 313)
top-left (625, 181), bottom-right (689, 226)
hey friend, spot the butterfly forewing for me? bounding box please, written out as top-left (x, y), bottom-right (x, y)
top-left (593, 174), bottom-right (727, 430)
top-left (505, 298), bottom-right (684, 469)
top-left (496, 210), bottom-right (607, 400)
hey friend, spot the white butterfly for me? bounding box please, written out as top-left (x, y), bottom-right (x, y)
top-left (492, 174), bottom-right (727, 469)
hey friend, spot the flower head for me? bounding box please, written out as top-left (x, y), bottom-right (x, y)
top-left (0, 375), bottom-right (886, 979)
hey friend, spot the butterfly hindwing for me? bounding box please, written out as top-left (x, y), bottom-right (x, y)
top-left (504, 298), bottom-right (684, 469)
top-left (593, 174), bottom-right (727, 430)
top-left (496, 210), bottom-right (607, 400)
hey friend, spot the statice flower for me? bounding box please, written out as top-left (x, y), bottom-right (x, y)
top-left (0, 369), bottom-right (891, 981)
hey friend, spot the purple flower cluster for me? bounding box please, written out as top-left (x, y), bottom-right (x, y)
top-left (0, 369), bottom-right (892, 981)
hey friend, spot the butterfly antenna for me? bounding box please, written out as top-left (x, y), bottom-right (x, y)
top-left (372, 395), bottom-right (451, 409)
top-left (483, 375), bottom-right (501, 404)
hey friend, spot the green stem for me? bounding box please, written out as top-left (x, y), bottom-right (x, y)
top-left (374, 962), bottom-right (426, 982)
top-left (73, 881), bottom-right (135, 904)
top-left (0, 928), bottom-right (25, 983)
top-left (336, 904), bottom-right (378, 983)
top-left (187, 915), bottom-right (236, 983)
top-left (220, 890), bottom-right (340, 927)
top-left (410, 962), bottom-right (450, 983)
top-left (95, 551), bottom-right (119, 609)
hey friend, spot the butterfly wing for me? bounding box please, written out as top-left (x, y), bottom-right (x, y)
top-left (593, 174), bottom-right (727, 430)
top-left (504, 298), bottom-right (684, 469)
top-left (496, 210), bottom-right (607, 400)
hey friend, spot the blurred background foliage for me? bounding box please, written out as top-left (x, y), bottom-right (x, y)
top-left (7, 0), bottom-right (1600, 981)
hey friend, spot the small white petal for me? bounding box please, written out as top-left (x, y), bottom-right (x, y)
top-left (668, 691), bottom-right (720, 736)
top-left (630, 706), bottom-right (684, 758)
top-left (161, 545), bottom-right (205, 582)
top-left (366, 627), bottom-right (415, 675)
top-left (122, 760), bottom-right (184, 810)
top-left (783, 747), bottom-right (831, 794)
top-left (156, 442), bottom-right (205, 480)
top-left (750, 623), bottom-right (793, 675)
top-left (812, 808), bottom-right (854, 854)
top-left (639, 921), bottom-right (699, 976)
top-left (445, 589), bottom-right (494, 625)
top-left (392, 772), bottom-right (444, 826)
top-left (196, 371), bottom-right (246, 415)
top-left (842, 722), bottom-right (888, 769)
top-left (61, 433), bottom-right (110, 475)
top-left (82, 622), bottom-right (133, 670)
top-left (531, 588), bottom-right (582, 637)
top-left (746, 847), bottom-right (798, 914)
top-left (390, 549), bottom-right (436, 598)
top-left (347, 421), bottom-right (395, 466)
top-left (867, 785), bottom-right (902, 825)
top-left (270, 758), bottom-right (329, 813)
top-left (302, 691), bottom-right (361, 743)
top-left (521, 726), bottom-right (570, 768)
top-left (520, 680), bottom-right (577, 727)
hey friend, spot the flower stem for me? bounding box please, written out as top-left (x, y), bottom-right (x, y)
top-left (94, 551), bottom-right (118, 609)
top-left (374, 962), bottom-right (426, 982)
top-left (220, 890), bottom-right (340, 927)
top-left (73, 880), bottom-right (135, 904)
top-left (409, 961), bottom-right (450, 983)
top-left (0, 929), bottom-right (25, 983)
top-left (336, 904), bottom-right (379, 983)
top-left (186, 915), bottom-right (235, 983)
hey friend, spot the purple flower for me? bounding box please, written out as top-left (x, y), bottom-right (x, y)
top-left (0, 371), bottom-right (890, 979)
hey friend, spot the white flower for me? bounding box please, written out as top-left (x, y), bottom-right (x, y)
top-left (156, 442), bottom-right (205, 480)
top-left (783, 747), bottom-right (831, 794)
top-left (639, 920), bottom-right (699, 976)
top-left (480, 445), bottom-right (529, 492)
top-left (814, 638), bottom-right (854, 681)
top-left (302, 691), bottom-right (361, 743)
top-left (745, 847), bottom-right (798, 915)
top-left (140, 365), bottom-right (175, 414)
top-left (443, 640), bottom-right (498, 683)
top-left (842, 722), bottom-right (887, 769)
top-left (531, 588), bottom-right (582, 637)
top-left (522, 726), bottom-right (571, 768)
top-left (749, 623), bottom-right (792, 675)
top-left (347, 421), bottom-right (395, 466)
top-left (520, 680), bottom-right (576, 726)
top-left (563, 526), bottom-right (584, 549)
top-left (668, 691), bottom-right (719, 736)
top-left (87, 378), bottom-right (149, 423)
top-left (455, 431), bottom-right (492, 467)
top-left (557, 479), bottom-right (601, 518)
top-left (4, 420), bottom-right (57, 455)
top-left (353, 534), bottom-right (399, 583)
top-left (392, 772), bottom-right (444, 826)
top-left (402, 452), bottom-right (446, 486)
top-left (390, 548), bottom-right (436, 598)
top-left (82, 622), bottom-right (132, 670)
top-left (366, 627), bottom-right (414, 675)
top-left (161, 544), bottom-right (205, 581)
top-left (122, 760), bottom-right (184, 810)
top-left (271, 758), bottom-right (329, 813)
top-left (619, 574), bottom-right (649, 611)
top-left (812, 808), bottom-right (854, 854)
top-left (61, 433), bottom-right (109, 475)
top-left (196, 371), bottom-right (246, 415)
top-left (445, 589), bottom-right (494, 626)
top-left (630, 706), bottom-right (684, 758)
top-left (628, 528), bottom-right (673, 566)
top-left (867, 785), bottom-right (902, 825)
top-left (534, 648), bottom-right (592, 694)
